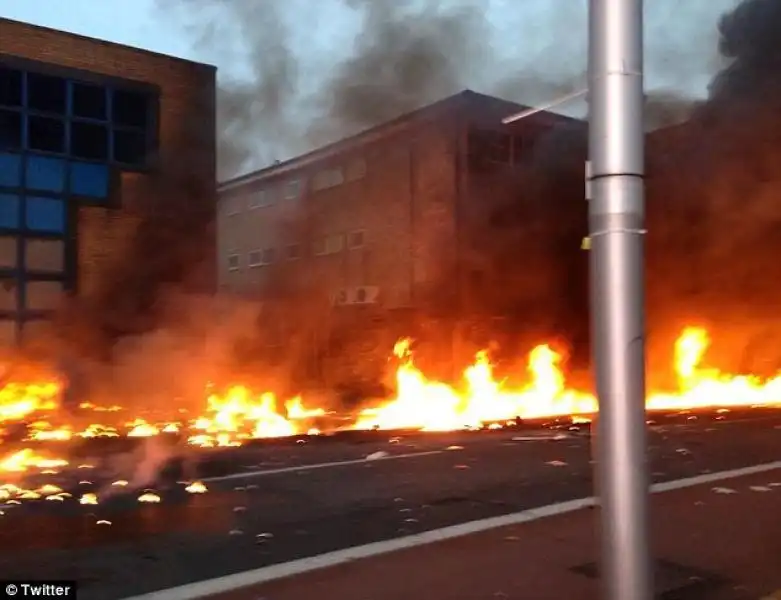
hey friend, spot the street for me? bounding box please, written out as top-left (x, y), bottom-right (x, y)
top-left (0, 409), bottom-right (780, 599)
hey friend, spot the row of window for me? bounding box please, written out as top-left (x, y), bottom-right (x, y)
top-left (0, 67), bottom-right (150, 128)
top-left (225, 157), bottom-right (368, 215)
top-left (0, 236), bottom-right (65, 273)
top-left (0, 110), bottom-right (146, 165)
top-left (468, 129), bottom-right (535, 166)
top-left (226, 231), bottom-right (366, 271)
top-left (0, 194), bottom-right (67, 233)
top-left (0, 153), bottom-right (110, 199)
top-left (0, 278), bottom-right (65, 312)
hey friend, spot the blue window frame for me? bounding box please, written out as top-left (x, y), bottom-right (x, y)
top-left (25, 196), bottom-right (65, 233)
top-left (25, 155), bottom-right (66, 193)
top-left (0, 153), bottom-right (21, 187)
top-left (70, 161), bottom-right (109, 199)
top-left (0, 194), bottom-right (20, 229)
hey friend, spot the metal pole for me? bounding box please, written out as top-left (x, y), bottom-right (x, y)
top-left (588, 0), bottom-right (652, 599)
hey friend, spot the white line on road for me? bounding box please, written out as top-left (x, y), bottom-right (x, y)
top-left (123, 459), bottom-right (781, 600)
top-left (201, 450), bottom-right (445, 483)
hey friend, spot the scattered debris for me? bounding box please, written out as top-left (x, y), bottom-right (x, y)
top-left (366, 451), bottom-right (389, 461)
top-left (229, 529), bottom-right (243, 536)
top-left (256, 532), bottom-right (273, 539)
top-left (96, 519), bottom-right (112, 525)
top-left (453, 464), bottom-right (470, 470)
top-left (138, 492), bottom-right (161, 503)
top-left (80, 493), bottom-right (98, 505)
top-left (546, 460), bottom-right (567, 467)
top-left (446, 445), bottom-right (464, 451)
top-left (675, 448), bottom-right (691, 455)
top-left (749, 486), bottom-right (772, 493)
top-left (233, 506), bottom-right (247, 512)
top-left (711, 487), bottom-right (737, 494)
top-left (185, 481), bottom-right (208, 494)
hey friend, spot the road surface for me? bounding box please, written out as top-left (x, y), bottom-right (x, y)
top-left (0, 409), bottom-right (780, 599)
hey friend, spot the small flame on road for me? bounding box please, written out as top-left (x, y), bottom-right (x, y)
top-left (185, 481), bottom-right (207, 494)
top-left (79, 493), bottom-right (98, 505)
top-left (138, 492), bottom-right (161, 503)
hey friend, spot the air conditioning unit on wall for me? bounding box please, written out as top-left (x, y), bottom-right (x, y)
top-left (349, 286), bottom-right (379, 304)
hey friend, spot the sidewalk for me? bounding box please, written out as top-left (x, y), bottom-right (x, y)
top-left (200, 468), bottom-right (781, 600)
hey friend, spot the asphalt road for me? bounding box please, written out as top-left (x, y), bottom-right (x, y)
top-left (1, 409), bottom-right (780, 600)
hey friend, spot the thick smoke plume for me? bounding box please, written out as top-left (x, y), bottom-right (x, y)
top-left (162, 0), bottom-right (725, 179)
top-left (646, 0), bottom-right (781, 379)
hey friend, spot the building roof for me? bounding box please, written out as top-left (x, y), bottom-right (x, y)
top-left (0, 17), bottom-right (216, 71)
top-left (219, 89), bottom-right (577, 192)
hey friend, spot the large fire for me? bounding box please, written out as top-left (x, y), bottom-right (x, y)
top-left (1, 326), bottom-right (780, 479)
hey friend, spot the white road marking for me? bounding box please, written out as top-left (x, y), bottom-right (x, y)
top-left (202, 450), bottom-right (444, 483)
top-left (123, 459), bottom-right (781, 600)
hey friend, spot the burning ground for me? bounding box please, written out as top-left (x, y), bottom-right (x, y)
top-left (2, 325), bottom-right (781, 509)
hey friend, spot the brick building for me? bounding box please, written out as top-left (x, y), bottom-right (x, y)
top-left (218, 91), bottom-right (579, 309)
top-left (217, 91), bottom-right (585, 389)
top-left (0, 18), bottom-right (216, 349)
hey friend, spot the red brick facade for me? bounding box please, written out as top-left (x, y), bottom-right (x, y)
top-left (218, 91), bottom-right (581, 389)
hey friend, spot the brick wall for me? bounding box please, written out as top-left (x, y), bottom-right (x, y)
top-left (0, 19), bottom-right (217, 341)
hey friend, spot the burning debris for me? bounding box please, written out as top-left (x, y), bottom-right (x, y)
top-left (0, 325), bottom-right (778, 511)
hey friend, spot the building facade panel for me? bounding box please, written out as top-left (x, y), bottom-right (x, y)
top-left (0, 18), bottom-right (216, 346)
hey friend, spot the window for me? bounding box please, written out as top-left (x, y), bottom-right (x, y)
top-left (24, 238), bottom-right (64, 272)
top-left (0, 111), bottom-right (22, 150)
top-left (24, 280), bottom-right (64, 311)
top-left (348, 230), bottom-right (365, 249)
top-left (112, 89), bottom-right (148, 128)
top-left (0, 194), bottom-right (20, 229)
top-left (0, 236), bottom-right (17, 268)
top-left (248, 189), bottom-right (272, 209)
top-left (314, 234), bottom-right (344, 256)
top-left (312, 167), bottom-right (344, 191)
top-left (25, 196), bottom-right (65, 233)
top-left (70, 162), bottom-right (110, 199)
top-left (345, 157), bottom-right (367, 182)
top-left (26, 73), bottom-right (67, 114)
top-left (0, 68), bottom-right (23, 107)
top-left (0, 153), bottom-right (21, 187)
top-left (71, 83), bottom-right (107, 120)
top-left (249, 248), bottom-right (275, 267)
top-left (112, 129), bottom-right (146, 165)
top-left (286, 243), bottom-right (302, 260)
top-left (27, 116), bottom-right (66, 153)
top-left (284, 179), bottom-right (301, 200)
top-left (224, 196), bottom-right (242, 216)
top-left (227, 254), bottom-right (240, 271)
top-left (25, 156), bottom-right (65, 193)
top-left (70, 122), bottom-right (109, 160)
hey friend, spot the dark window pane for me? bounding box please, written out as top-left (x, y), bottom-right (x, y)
top-left (70, 122), bottom-right (108, 160)
top-left (0, 153), bottom-right (21, 187)
top-left (72, 83), bottom-right (107, 120)
top-left (26, 73), bottom-right (67, 114)
top-left (25, 155), bottom-right (66, 193)
top-left (70, 162), bottom-right (109, 198)
top-left (0, 110), bottom-right (22, 150)
top-left (0, 68), bottom-right (23, 107)
top-left (27, 116), bottom-right (65, 153)
top-left (112, 89), bottom-right (148, 128)
top-left (25, 196), bottom-right (65, 233)
top-left (113, 129), bottom-right (146, 165)
top-left (0, 194), bottom-right (20, 229)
